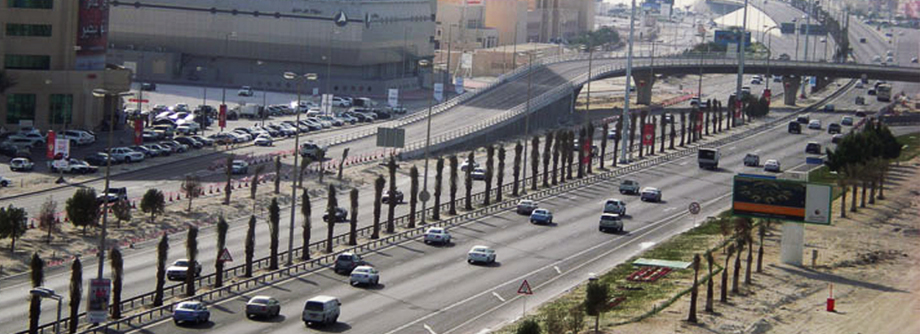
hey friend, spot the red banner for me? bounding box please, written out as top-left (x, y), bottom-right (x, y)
top-left (734, 100), bottom-right (743, 118)
top-left (696, 112), bottom-right (704, 132)
top-left (46, 130), bottom-right (56, 159)
top-left (134, 118), bottom-right (144, 145)
top-left (219, 104), bottom-right (227, 128)
top-left (581, 138), bottom-right (592, 164)
top-left (642, 123), bottom-right (654, 146)
top-left (763, 89), bottom-right (772, 104)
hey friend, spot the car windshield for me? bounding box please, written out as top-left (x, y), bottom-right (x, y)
top-left (429, 228), bottom-right (444, 234)
top-left (305, 301), bottom-right (325, 311)
top-left (177, 303), bottom-right (198, 310)
top-left (174, 260), bottom-right (189, 267)
top-left (698, 150), bottom-right (716, 159)
top-left (601, 215), bottom-right (620, 221)
top-left (250, 297), bottom-right (270, 305)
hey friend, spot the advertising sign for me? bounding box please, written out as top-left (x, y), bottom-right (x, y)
top-left (46, 130), bottom-right (56, 159)
top-left (461, 53), bottom-right (473, 70)
top-left (642, 123), bottom-right (654, 146)
top-left (54, 138), bottom-right (71, 159)
top-left (455, 76), bottom-right (465, 94)
top-left (133, 118), bottom-right (144, 145)
top-left (713, 30), bottom-right (751, 47)
top-left (312, 88), bottom-right (319, 96)
top-left (434, 83), bottom-right (444, 102)
top-left (218, 104), bottom-right (227, 128)
top-left (388, 89), bottom-right (399, 108)
top-left (376, 127), bottom-right (406, 148)
top-left (87, 278), bottom-right (111, 323)
top-left (76, 0), bottom-right (109, 70)
top-left (696, 112), bottom-right (704, 132)
top-left (732, 176), bottom-right (832, 225)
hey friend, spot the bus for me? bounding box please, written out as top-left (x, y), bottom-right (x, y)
top-left (877, 84), bottom-right (892, 102)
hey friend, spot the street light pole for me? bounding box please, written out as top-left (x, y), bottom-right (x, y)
top-left (221, 32), bottom-right (236, 131)
top-left (763, 26), bottom-right (777, 91)
top-left (734, 0), bottom-right (749, 124)
top-left (30, 288), bottom-right (62, 334)
top-left (419, 59), bottom-right (435, 224)
top-left (91, 88), bottom-right (128, 280)
top-left (522, 52), bottom-right (534, 194)
top-left (620, 0), bottom-right (637, 165)
top-left (283, 72), bottom-right (317, 266)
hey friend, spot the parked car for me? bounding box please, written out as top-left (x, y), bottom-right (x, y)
top-left (618, 179), bottom-right (640, 194)
top-left (471, 167), bottom-right (487, 180)
top-left (9, 157), bottom-right (34, 171)
top-left (8, 132), bottom-right (46, 146)
top-left (0, 176), bottom-right (11, 187)
top-left (141, 82), bottom-right (157, 91)
top-left (302, 296), bottom-right (341, 326)
top-left (141, 130), bottom-right (161, 142)
top-left (423, 227), bottom-right (451, 245)
top-left (599, 213), bottom-right (624, 233)
top-left (2, 138), bottom-right (35, 151)
top-left (51, 158), bottom-right (97, 174)
top-left (84, 153), bottom-right (114, 166)
top-left (827, 123), bottom-right (841, 134)
top-left (208, 133), bottom-right (235, 145)
top-left (530, 208), bottom-right (554, 224)
top-left (764, 159), bottom-right (781, 172)
top-left (231, 160), bottom-right (249, 174)
top-left (640, 187), bottom-right (662, 202)
top-left (238, 86), bottom-right (254, 97)
top-left (467, 245), bottom-right (497, 264)
top-left (254, 134), bottom-right (273, 147)
top-left (146, 144), bottom-right (171, 156)
top-left (517, 199), bottom-right (538, 214)
top-left (111, 147), bottom-right (145, 163)
top-left (245, 296), bottom-right (281, 319)
top-left (191, 135), bottom-right (214, 146)
top-left (381, 190), bottom-right (404, 204)
top-left (173, 301), bottom-right (210, 325)
top-left (743, 153), bottom-right (760, 167)
top-left (603, 199), bottom-right (627, 215)
top-left (174, 136), bottom-right (203, 149)
top-left (161, 140), bottom-right (189, 153)
top-left (333, 252), bottom-right (364, 274)
top-left (175, 123), bottom-right (199, 135)
top-left (805, 142), bottom-right (822, 154)
top-left (349, 265), bottom-right (380, 286)
top-left (60, 130), bottom-right (96, 145)
top-left (166, 259), bottom-right (201, 281)
top-left (323, 207), bottom-right (348, 223)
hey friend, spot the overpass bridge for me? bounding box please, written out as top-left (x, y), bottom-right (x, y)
top-left (392, 53), bottom-right (920, 158)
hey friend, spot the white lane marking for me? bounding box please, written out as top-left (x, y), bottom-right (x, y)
top-left (679, 161), bottom-right (688, 166)
top-left (729, 146), bottom-right (737, 150)
top-left (492, 291), bottom-right (505, 302)
top-left (474, 329), bottom-right (491, 334)
top-left (554, 266), bottom-right (562, 274)
top-left (640, 242), bottom-right (656, 250)
top-left (424, 324), bottom-right (438, 334)
top-left (663, 207), bottom-right (677, 212)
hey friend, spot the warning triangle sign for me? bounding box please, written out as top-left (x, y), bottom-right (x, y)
top-left (218, 248), bottom-right (233, 262)
top-left (517, 280), bottom-right (533, 295)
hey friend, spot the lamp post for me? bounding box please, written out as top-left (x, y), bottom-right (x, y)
top-left (762, 25), bottom-right (778, 91)
top-left (418, 59), bottom-right (435, 224)
top-left (620, 0), bottom-right (637, 165)
top-left (91, 88), bottom-right (131, 280)
top-left (257, 60), bottom-right (267, 126)
top-left (517, 50), bottom-right (539, 193)
top-left (196, 66), bottom-right (207, 136)
top-left (734, 0), bottom-right (749, 124)
top-left (221, 32), bottom-right (237, 125)
top-left (802, 9), bottom-right (811, 98)
top-left (697, 27), bottom-right (707, 102)
top-left (581, 45), bottom-right (597, 126)
top-left (283, 71), bottom-right (318, 266)
top-left (30, 287), bottom-right (62, 334)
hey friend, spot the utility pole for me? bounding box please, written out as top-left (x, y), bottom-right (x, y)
top-left (734, 0), bottom-right (749, 125)
top-left (801, 0), bottom-right (811, 98)
top-left (620, 0), bottom-right (637, 165)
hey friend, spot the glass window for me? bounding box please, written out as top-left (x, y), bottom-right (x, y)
top-left (5, 24), bottom-right (52, 37)
top-left (6, 94), bottom-right (36, 124)
top-left (4, 54), bottom-right (50, 70)
top-left (49, 94), bottom-right (73, 125)
top-left (7, 0), bottom-right (52, 8)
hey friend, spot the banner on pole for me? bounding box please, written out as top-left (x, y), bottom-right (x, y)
top-left (87, 278), bottom-right (111, 323)
top-left (388, 89), bottom-right (399, 107)
top-left (455, 76), bottom-right (465, 94)
top-left (134, 118), bottom-right (144, 145)
top-left (642, 123), bottom-right (654, 146)
top-left (46, 130), bottom-right (56, 159)
top-left (434, 83), bottom-right (444, 102)
top-left (219, 104), bottom-right (227, 128)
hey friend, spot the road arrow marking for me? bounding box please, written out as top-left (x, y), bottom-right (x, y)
top-left (554, 266), bottom-right (562, 274)
top-left (640, 242), bottom-right (656, 249)
top-left (491, 291), bottom-right (505, 302)
top-left (424, 324), bottom-right (438, 334)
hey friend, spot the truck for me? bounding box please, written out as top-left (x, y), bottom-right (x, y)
top-left (235, 104), bottom-right (263, 119)
top-left (698, 148), bottom-right (720, 170)
top-left (876, 84), bottom-right (892, 102)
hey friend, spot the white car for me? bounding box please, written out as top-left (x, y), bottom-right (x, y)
top-left (60, 130), bottom-right (96, 145)
top-left (460, 160), bottom-right (480, 172)
top-left (516, 199), bottom-right (538, 214)
top-left (332, 96), bottom-right (351, 107)
top-left (764, 159), bottom-right (781, 172)
top-left (238, 86), bottom-right (254, 97)
top-left (8, 132), bottom-right (46, 146)
top-left (348, 265), bottom-right (380, 286)
top-left (807, 119), bottom-right (822, 130)
top-left (254, 134), bottom-right (273, 146)
top-left (423, 227), bottom-right (451, 245)
top-left (603, 199), bottom-right (627, 215)
top-left (175, 121), bottom-right (200, 135)
top-left (9, 157), bottom-right (34, 171)
top-left (229, 131), bottom-right (252, 142)
top-left (0, 176), bottom-right (11, 187)
top-left (110, 147), bottom-right (145, 163)
top-left (467, 245), bottom-right (496, 264)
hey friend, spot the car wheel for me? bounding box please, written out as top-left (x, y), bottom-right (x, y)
top-left (374, 278), bottom-right (379, 285)
top-left (467, 259), bottom-right (474, 264)
top-left (600, 227), bottom-right (605, 232)
top-left (332, 314), bottom-right (338, 324)
top-left (174, 319), bottom-right (180, 325)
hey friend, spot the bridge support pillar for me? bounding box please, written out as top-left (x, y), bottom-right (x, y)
top-left (632, 71), bottom-right (655, 105)
top-left (782, 75), bottom-right (801, 106)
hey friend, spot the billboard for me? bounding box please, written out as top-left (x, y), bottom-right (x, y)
top-left (780, 22), bottom-right (796, 34)
top-left (76, 0), bottom-right (110, 70)
top-left (714, 30), bottom-right (752, 47)
top-left (799, 24), bottom-right (828, 35)
top-left (87, 278), bottom-right (111, 323)
top-left (732, 176), bottom-right (831, 225)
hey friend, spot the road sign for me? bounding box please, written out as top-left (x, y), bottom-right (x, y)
top-left (87, 278), bottom-right (111, 323)
top-left (419, 190), bottom-right (431, 202)
top-left (376, 127), bottom-right (406, 148)
top-left (218, 248), bottom-right (233, 262)
top-left (517, 280), bottom-right (533, 295)
top-left (689, 202), bottom-right (701, 215)
top-left (334, 11), bottom-right (348, 27)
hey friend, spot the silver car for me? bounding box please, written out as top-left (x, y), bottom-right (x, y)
top-left (245, 296), bottom-right (281, 319)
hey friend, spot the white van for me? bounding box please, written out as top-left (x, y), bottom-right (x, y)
top-left (302, 295), bottom-right (340, 326)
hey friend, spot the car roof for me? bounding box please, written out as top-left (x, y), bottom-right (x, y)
top-left (353, 265), bottom-right (374, 271)
top-left (307, 295), bottom-right (338, 303)
top-left (601, 213), bottom-right (621, 219)
top-left (472, 245), bottom-right (491, 250)
top-left (427, 227), bottom-right (445, 232)
top-left (642, 187), bottom-right (660, 192)
top-left (606, 198), bottom-right (624, 203)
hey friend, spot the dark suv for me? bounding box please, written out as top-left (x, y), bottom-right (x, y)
top-left (805, 142), bottom-right (822, 154)
top-left (323, 207), bottom-right (348, 223)
top-left (787, 121), bottom-right (802, 134)
top-left (827, 123), bottom-right (841, 134)
top-left (333, 252), bottom-right (365, 274)
top-left (381, 190), bottom-right (404, 204)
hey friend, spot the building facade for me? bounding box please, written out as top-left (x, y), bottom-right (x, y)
top-left (1, 0), bottom-right (131, 131)
top-left (106, 0), bottom-right (436, 96)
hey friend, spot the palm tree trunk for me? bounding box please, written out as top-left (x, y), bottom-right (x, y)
top-left (721, 246), bottom-right (733, 303)
top-left (732, 240), bottom-right (742, 294)
top-left (745, 235), bottom-right (753, 285)
top-left (688, 254), bottom-right (700, 323)
top-left (877, 169), bottom-right (886, 200)
top-left (497, 148), bottom-right (505, 202)
top-left (450, 155), bottom-right (458, 215)
top-left (705, 253), bottom-right (714, 313)
top-left (869, 179), bottom-right (876, 205)
top-left (860, 180), bottom-right (867, 208)
top-left (840, 184), bottom-right (847, 218)
top-left (433, 157), bottom-right (443, 221)
top-left (850, 181), bottom-right (858, 212)
top-left (680, 111), bottom-right (686, 146)
top-left (757, 224), bottom-right (765, 273)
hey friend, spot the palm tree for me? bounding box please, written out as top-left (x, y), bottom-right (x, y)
top-left (268, 198), bottom-right (280, 270)
top-left (721, 243), bottom-right (733, 303)
top-left (530, 136), bottom-right (539, 190)
top-left (274, 156), bottom-right (281, 194)
top-left (301, 189), bottom-right (311, 260)
top-left (732, 238), bottom-right (743, 294)
top-left (613, 118), bottom-right (622, 167)
top-left (638, 111), bottom-right (646, 159)
top-left (68, 258), bottom-right (82, 334)
top-left (465, 151), bottom-right (474, 210)
top-left (566, 131), bottom-right (575, 180)
top-left (669, 112), bottom-right (676, 150)
top-left (757, 222), bottom-right (766, 273)
top-left (244, 216), bottom-right (255, 276)
top-left (154, 235), bottom-right (168, 306)
top-left (543, 133), bottom-right (553, 187)
top-left (660, 114), bottom-right (666, 153)
top-left (387, 157), bottom-right (397, 234)
top-left (688, 253), bottom-right (700, 323)
top-left (223, 155), bottom-right (233, 205)
top-left (28, 253), bottom-right (43, 334)
top-left (409, 166), bottom-right (419, 228)
top-left (649, 116), bottom-right (656, 156)
top-left (484, 145), bottom-right (494, 205)
top-left (449, 155), bottom-right (459, 215)
top-left (745, 225), bottom-right (754, 285)
top-left (215, 217), bottom-right (228, 287)
top-left (600, 123), bottom-right (609, 170)
top-left (433, 157), bottom-right (444, 220)
top-left (552, 134), bottom-right (561, 184)
top-left (681, 110), bottom-right (688, 146)
top-left (512, 142), bottom-right (522, 196)
top-left (586, 123), bottom-right (595, 174)
top-left (111, 247), bottom-right (124, 319)
top-left (577, 128), bottom-right (586, 178)
top-left (326, 184), bottom-right (337, 253)
top-left (705, 251), bottom-right (714, 313)
top-left (372, 175), bottom-right (384, 239)
top-left (185, 226), bottom-right (198, 297)
top-left (497, 147), bottom-right (506, 202)
top-left (349, 188), bottom-right (358, 245)
top-left (704, 107), bottom-right (710, 136)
